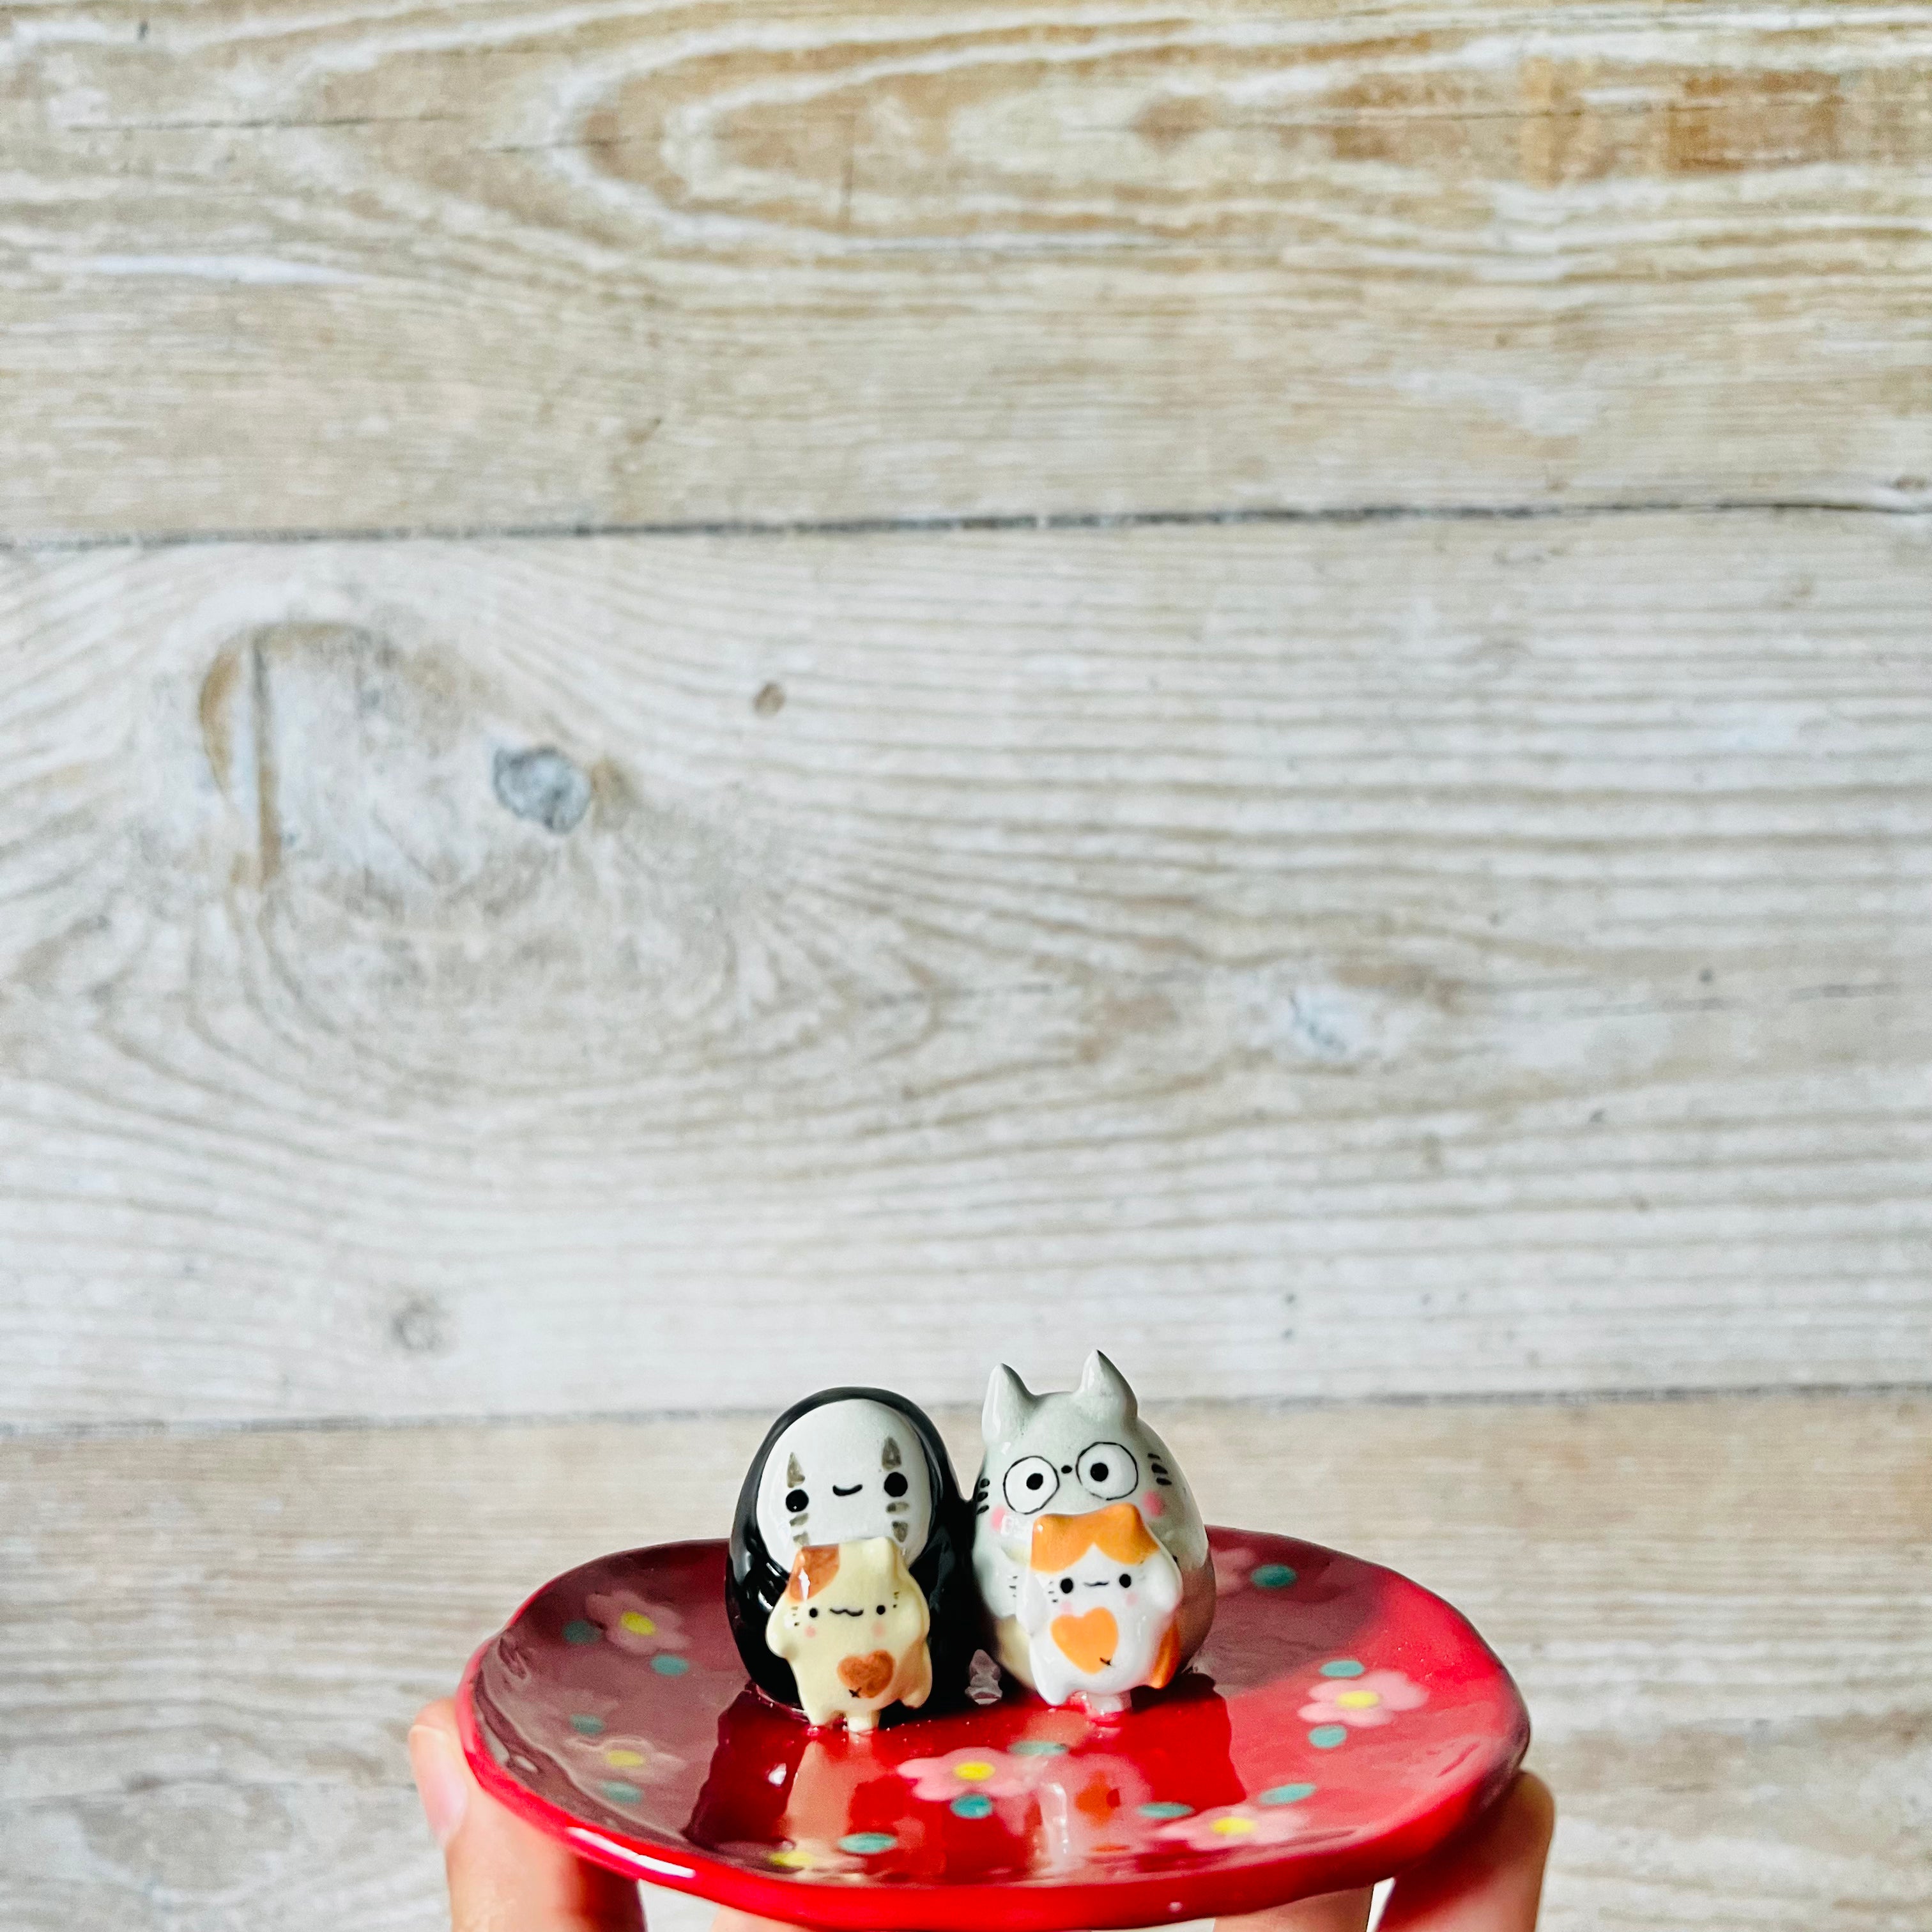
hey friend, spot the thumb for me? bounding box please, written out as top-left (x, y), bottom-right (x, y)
top-left (410, 1697), bottom-right (645, 1932)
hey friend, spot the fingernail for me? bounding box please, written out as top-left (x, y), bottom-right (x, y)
top-left (408, 1723), bottom-right (470, 1851)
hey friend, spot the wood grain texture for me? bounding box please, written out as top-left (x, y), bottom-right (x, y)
top-left (1, 1395), bottom-right (1925, 1931)
top-left (4, 0), bottom-right (1931, 539)
top-left (2, 511), bottom-right (1929, 1425)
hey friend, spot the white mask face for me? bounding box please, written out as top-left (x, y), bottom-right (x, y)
top-left (755, 1399), bottom-right (933, 1564)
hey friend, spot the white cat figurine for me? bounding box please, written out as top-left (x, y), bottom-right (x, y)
top-left (1018, 1503), bottom-right (1184, 1714)
top-left (972, 1351), bottom-right (1214, 1694)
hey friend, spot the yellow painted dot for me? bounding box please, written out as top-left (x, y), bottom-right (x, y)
top-left (1211, 1816), bottom-right (1257, 1837)
top-left (953, 1761), bottom-right (997, 1783)
top-left (604, 1749), bottom-right (645, 1768)
top-left (769, 1850), bottom-right (813, 1870)
top-left (620, 1612), bottom-right (657, 1636)
top-left (1335, 1690), bottom-right (1381, 1709)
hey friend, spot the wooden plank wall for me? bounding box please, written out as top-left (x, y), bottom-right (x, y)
top-left (4, 516), bottom-right (1931, 1423)
top-left (2, 0), bottom-right (1929, 1928)
top-left (5, 0), bottom-right (1931, 537)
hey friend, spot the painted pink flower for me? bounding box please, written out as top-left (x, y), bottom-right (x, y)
top-left (1156, 1803), bottom-right (1307, 1851)
top-left (585, 1588), bottom-right (687, 1655)
top-left (1298, 1669), bottom-right (1427, 1729)
top-left (1213, 1547), bottom-right (1256, 1593)
top-left (896, 1745), bottom-right (1052, 1803)
top-left (557, 1724), bottom-right (685, 1804)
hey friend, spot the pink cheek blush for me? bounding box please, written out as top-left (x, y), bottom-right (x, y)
top-left (989, 1506), bottom-right (1012, 1535)
top-left (1140, 1489), bottom-right (1166, 1519)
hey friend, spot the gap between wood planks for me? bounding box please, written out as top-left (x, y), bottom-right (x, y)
top-left (6, 1379), bottom-right (1927, 1445)
top-left (6, 495), bottom-right (1928, 556)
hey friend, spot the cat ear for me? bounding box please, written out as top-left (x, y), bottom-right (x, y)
top-left (1075, 1349), bottom-right (1138, 1424)
top-left (983, 1363), bottom-right (1038, 1444)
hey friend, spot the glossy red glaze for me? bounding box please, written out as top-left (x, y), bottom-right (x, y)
top-left (459, 1529), bottom-right (1529, 1930)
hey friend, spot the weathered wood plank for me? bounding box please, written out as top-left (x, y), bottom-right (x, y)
top-left (1, 1395), bottom-right (1925, 1931)
top-left (4, 0), bottom-right (1929, 537)
top-left (1, 512), bottom-right (1928, 1425)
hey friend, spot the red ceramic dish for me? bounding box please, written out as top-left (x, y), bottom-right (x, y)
top-left (459, 1529), bottom-right (1528, 1931)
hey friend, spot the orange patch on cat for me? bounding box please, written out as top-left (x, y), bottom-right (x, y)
top-left (1050, 1607), bottom-right (1119, 1675)
top-left (788, 1545), bottom-right (840, 1599)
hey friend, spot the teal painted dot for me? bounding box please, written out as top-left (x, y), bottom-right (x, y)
top-left (651, 1654), bottom-right (690, 1676)
top-left (1308, 1725), bottom-right (1349, 1751)
top-left (1009, 1740), bottom-right (1070, 1758)
top-left (951, 1794), bottom-right (995, 1820)
top-left (1251, 1563), bottom-right (1298, 1590)
top-left (600, 1780), bottom-right (641, 1804)
top-left (1260, 1783), bottom-right (1316, 1805)
top-left (563, 1619), bottom-right (601, 1646)
top-left (1138, 1802), bottom-right (1195, 1820)
top-left (569, 1715), bottom-right (606, 1736)
top-left (1320, 1659), bottom-right (1365, 1678)
top-left (838, 1832), bottom-right (897, 1855)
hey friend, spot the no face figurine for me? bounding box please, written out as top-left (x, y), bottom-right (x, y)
top-left (973, 1351), bottom-right (1214, 1701)
top-left (728, 1386), bottom-right (976, 1722)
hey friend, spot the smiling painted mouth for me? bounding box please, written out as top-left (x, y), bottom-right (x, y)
top-left (828, 1606), bottom-right (864, 1617)
top-left (831, 1483), bottom-right (862, 1496)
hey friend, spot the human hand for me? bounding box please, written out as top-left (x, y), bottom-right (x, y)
top-left (410, 1696), bottom-right (1554, 1932)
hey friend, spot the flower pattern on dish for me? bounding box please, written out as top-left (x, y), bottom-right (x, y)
top-left (1297, 1668), bottom-right (1427, 1730)
top-left (555, 1723), bottom-right (685, 1810)
top-left (584, 1588), bottom-right (689, 1657)
top-left (1154, 1802), bottom-right (1308, 1851)
top-left (1212, 1546), bottom-right (1257, 1593)
top-left (896, 1745), bottom-right (1054, 1804)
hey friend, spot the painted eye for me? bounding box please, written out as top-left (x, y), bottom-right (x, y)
top-left (1119, 1572), bottom-right (1133, 1588)
top-left (1059, 1577), bottom-right (1075, 1595)
top-left (808, 1607), bottom-right (818, 1619)
top-left (882, 1471), bottom-right (909, 1498)
top-left (1003, 1455), bottom-right (1061, 1514)
top-left (785, 1487), bottom-right (808, 1513)
top-left (876, 1604), bottom-right (887, 1615)
top-left (1076, 1442), bottom-right (1138, 1500)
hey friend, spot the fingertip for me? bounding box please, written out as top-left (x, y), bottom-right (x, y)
top-left (1379, 1770), bottom-right (1554, 1932)
top-left (413, 1695), bottom-right (462, 1738)
top-left (408, 1708), bottom-right (471, 1851)
top-left (1506, 1770), bottom-right (1557, 1857)
top-left (712, 1912), bottom-right (805, 1932)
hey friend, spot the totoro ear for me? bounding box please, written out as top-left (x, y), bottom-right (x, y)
top-left (983, 1363), bottom-right (1038, 1443)
top-left (1074, 1349), bottom-right (1138, 1424)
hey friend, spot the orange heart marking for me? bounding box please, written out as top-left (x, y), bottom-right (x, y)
top-left (837, 1650), bottom-right (896, 1699)
top-left (1049, 1607), bottom-right (1119, 1675)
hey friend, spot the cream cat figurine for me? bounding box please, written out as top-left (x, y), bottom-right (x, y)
top-left (972, 1351), bottom-right (1213, 1692)
top-left (765, 1537), bottom-right (932, 1732)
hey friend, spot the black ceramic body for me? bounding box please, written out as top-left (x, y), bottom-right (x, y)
top-left (725, 1386), bottom-right (977, 1717)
